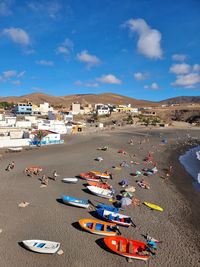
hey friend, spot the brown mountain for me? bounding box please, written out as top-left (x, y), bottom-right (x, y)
top-left (0, 92), bottom-right (157, 107)
top-left (160, 96), bottom-right (200, 105)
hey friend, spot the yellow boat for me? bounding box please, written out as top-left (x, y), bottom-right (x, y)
top-left (143, 202), bottom-right (163, 212)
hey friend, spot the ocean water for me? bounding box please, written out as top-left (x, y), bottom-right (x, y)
top-left (179, 145), bottom-right (200, 192)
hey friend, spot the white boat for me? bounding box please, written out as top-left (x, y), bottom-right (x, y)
top-left (87, 186), bottom-right (113, 199)
top-left (22, 240), bottom-right (60, 254)
top-left (62, 178), bottom-right (78, 184)
top-left (8, 147), bottom-right (23, 152)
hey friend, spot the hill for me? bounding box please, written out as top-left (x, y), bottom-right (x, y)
top-left (160, 96), bottom-right (200, 105)
top-left (0, 92), bottom-right (157, 107)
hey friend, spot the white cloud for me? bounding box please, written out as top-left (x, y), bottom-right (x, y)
top-left (77, 50), bottom-right (101, 68)
top-left (36, 60), bottom-right (54, 66)
top-left (171, 73), bottom-right (200, 88)
top-left (0, 0), bottom-right (13, 16)
top-left (172, 54), bottom-right (187, 62)
top-left (2, 27), bottom-right (30, 45)
top-left (124, 18), bottom-right (162, 59)
top-left (28, 1), bottom-right (61, 19)
top-left (169, 63), bottom-right (191, 74)
top-left (74, 80), bottom-right (99, 87)
top-left (3, 70), bottom-right (17, 78)
top-left (97, 74), bottom-right (122, 84)
top-left (193, 64), bottom-right (200, 72)
top-left (56, 38), bottom-right (73, 59)
top-left (134, 72), bottom-right (148, 81)
top-left (144, 82), bottom-right (159, 89)
top-left (17, 71), bottom-right (26, 78)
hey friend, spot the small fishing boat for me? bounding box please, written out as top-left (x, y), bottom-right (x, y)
top-left (90, 171), bottom-right (110, 179)
top-left (96, 204), bottom-right (118, 212)
top-left (104, 236), bottom-right (150, 261)
top-left (87, 181), bottom-right (112, 189)
top-left (22, 240), bottom-right (60, 254)
top-left (62, 195), bottom-right (89, 208)
top-left (143, 202), bottom-right (163, 212)
top-left (8, 147), bottom-right (23, 152)
top-left (96, 209), bottom-right (132, 227)
top-left (79, 218), bottom-right (118, 236)
top-left (79, 172), bottom-right (100, 182)
top-left (62, 178), bottom-right (78, 184)
top-left (87, 186), bottom-right (113, 199)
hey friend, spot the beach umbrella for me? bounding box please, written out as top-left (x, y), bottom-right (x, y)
top-left (121, 197), bottom-right (132, 207)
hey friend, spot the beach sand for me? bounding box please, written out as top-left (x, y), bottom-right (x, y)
top-left (0, 127), bottom-right (199, 267)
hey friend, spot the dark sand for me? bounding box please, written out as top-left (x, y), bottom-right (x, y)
top-left (0, 127), bottom-right (199, 267)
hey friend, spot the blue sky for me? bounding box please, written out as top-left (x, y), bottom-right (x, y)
top-left (0, 0), bottom-right (200, 101)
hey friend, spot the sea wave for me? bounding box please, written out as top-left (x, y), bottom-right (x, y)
top-left (179, 145), bottom-right (200, 192)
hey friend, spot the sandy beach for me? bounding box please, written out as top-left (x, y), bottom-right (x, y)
top-left (0, 127), bottom-right (199, 267)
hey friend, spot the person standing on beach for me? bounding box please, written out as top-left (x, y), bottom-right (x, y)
top-left (41, 174), bottom-right (48, 186)
top-left (52, 170), bottom-right (58, 181)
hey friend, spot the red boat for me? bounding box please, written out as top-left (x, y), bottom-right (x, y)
top-left (87, 181), bottom-right (112, 190)
top-left (104, 236), bottom-right (150, 261)
top-left (79, 172), bottom-right (100, 182)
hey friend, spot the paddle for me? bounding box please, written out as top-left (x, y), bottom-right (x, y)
top-left (130, 219), bottom-right (136, 228)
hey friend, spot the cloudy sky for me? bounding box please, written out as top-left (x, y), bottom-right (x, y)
top-left (0, 0), bottom-right (200, 100)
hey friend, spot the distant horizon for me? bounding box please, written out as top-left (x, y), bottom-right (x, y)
top-left (0, 1), bottom-right (199, 101)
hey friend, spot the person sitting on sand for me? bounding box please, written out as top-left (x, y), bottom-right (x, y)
top-left (41, 174), bottom-right (48, 186)
top-left (10, 161), bottom-right (15, 169)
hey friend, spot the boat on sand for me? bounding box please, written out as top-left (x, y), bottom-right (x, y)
top-left (22, 240), bottom-right (60, 254)
top-left (62, 195), bottom-right (89, 208)
top-left (104, 236), bottom-right (150, 261)
top-left (87, 181), bottom-right (112, 189)
top-left (87, 186), bottom-right (113, 199)
top-left (96, 209), bottom-right (132, 227)
top-left (79, 218), bottom-right (118, 236)
top-left (62, 178), bottom-right (78, 184)
top-left (79, 172), bottom-right (100, 182)
top-left (143, 202), bottom-right (163, 212)
top-left (8, 147), bottom-right (22, 152)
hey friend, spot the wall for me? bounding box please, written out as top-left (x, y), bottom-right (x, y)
top-left (0, 138), bottom-right (30, 148)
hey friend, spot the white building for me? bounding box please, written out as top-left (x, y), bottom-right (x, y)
top-left (37, 120), bottom-right (67, 134)
top-left (0, 115), bottom-right (16, 127)
top-left (30, 130), bottom-right (63, 146)
top-left (39, 102), bottom-right (54, 115)
top-left (72, 102), bottom-right (81, 115)
top-left (97, 107), bottom-right (110, 115)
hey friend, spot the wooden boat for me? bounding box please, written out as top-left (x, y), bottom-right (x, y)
top-left (62, 178), bottom-right (78, 184)
top-left (87, 186), bottom-right (113, 199)
top-left (96, 204), bottom-right (118, 212)
top-left (143, 202), bottom-right (163, 212)
top-left (90, 171), bottom-right (110, 179)
top-left (79, 218), bottom-right (118, 236)
top-left (96, 209), bottom-right (132, 227)
top-left (87, 181), bottom-right (112, 189)
top-left (62, 195), bottom-right (89, 208)
top-left (104, 236), bottom-right (150, 261)
top-left (8, 147), bottom-right (23, 152)
top-left (79, 172), bottom-right (100, 182)
top-left (22, 240), bottom-right (60, 254)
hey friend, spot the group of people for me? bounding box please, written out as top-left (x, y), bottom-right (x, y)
top-left (41, 170), bottom-right (59, 186)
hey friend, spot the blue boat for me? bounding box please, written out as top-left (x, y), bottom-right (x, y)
top-left (62, 195), bottom-right (89, 209)
top-left (96, 204), bottom-right (118, 212)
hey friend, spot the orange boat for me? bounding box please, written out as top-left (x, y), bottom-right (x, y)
top-left (90, 171), bottom-right (110, 179)
top-left (79, 172), bottom-right (100, 182)
top-left (79, 219), bottom-right (118, 236)
top-left (87, 181), bottom-right (112, 189)
top-left (104, 236), bottom-right (150, 261)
